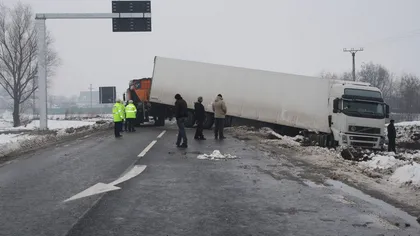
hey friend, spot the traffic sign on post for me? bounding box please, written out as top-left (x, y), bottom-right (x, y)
top-left (112, 1), bottom-right (151, 13)
top-left (113, 17), bottom-right (151, 32)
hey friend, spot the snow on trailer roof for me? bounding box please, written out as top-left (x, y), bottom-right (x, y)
top-left (333, 80), bottom-right (372, 87)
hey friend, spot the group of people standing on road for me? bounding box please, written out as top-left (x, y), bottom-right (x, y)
top-left (112, 99), bottom-right (137, 138)
top-left (112, 94), bottom-right (228, 147)
top-left (174, 94), bottom-right (227, 148)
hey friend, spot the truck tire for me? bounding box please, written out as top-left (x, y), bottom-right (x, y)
top-left (327, 134), bottom-right (336, 148)
top-left (203, 113), bottom-right (214, 129)
top-left (224, 116), bottom-right (233, 127)
top-left (185, 111), bottom-right (195, 128)
top-left (154, 115), bottom-right (165, 126)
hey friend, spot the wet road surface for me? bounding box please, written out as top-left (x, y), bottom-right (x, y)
top-left (0, 126), bottom-right (419, 236)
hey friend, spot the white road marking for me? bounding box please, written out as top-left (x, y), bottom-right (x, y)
top-left (64, 183), bottom-right (120, 202)
top-left (138, 140), bottom-right (157, 157)
top-left (157, 130), bottom-right (166, 139)
top-left (109, 165), bottom-right (147, 186)
top-left (64, 165), bottom-right (147, 203)
top-left (64, 137), bottom-right (158, 203)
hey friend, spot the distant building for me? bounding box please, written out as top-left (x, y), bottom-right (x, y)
top-left (77, 91), bottom-right (100, 107)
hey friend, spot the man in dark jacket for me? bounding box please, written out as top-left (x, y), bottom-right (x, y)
top-left (174, 94), bottom-right (188, 148)
top-left (194, 96), bottom-right (206, 140)
top-left (387, 119), bottom-right (396, 153)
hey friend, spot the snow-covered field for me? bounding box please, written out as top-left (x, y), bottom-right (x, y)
top-left (227, 121), bottom-right (420, 214)
top-left (0, 112), bottom-right (112, 159)
top-left (0, 119), bottom-right (97, 132)
top-left (391, 121), bottom-right (420, 147)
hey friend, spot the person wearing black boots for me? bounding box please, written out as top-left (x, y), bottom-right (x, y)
top-left (194, 96), bottom-right (206, 140)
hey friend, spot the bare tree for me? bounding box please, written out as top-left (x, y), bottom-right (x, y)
top-left (320, 71), bottom-right (339, 80)
top-left (0, 2), bottom-right (59, 127)
top-left (398, 74), bottom-right (420, 113)
top-left (320, 71), bottom-right (353, 81)
top-left (341, 71), bottom-right (353, 81)
top-left (358, 62), bottom-right (395, 100)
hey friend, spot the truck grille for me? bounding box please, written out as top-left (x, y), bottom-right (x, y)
top-left (350, 136), bottom-right (378, 142)
top-left (348, 126), bottom-right (381, 134)
top-left (351, 142), bottom-right (375, 148)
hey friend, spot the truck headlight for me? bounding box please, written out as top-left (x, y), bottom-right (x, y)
top-left (342, 134), bottom-right (348, 143)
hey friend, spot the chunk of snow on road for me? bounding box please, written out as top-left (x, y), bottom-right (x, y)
top-left (197, 150), bottom-right (238, 160)
top-left (390, 163), bottom-right (420, 186)
top-left (360, 154), bottom-right (407, 170)
top-left (259, 127), bottom-right (301, 147)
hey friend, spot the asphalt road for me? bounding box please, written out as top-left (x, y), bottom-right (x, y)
top-left (0, 125), bottom-right (419, 236)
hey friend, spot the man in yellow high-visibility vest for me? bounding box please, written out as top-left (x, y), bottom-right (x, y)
top-left (125, 100), bottom-right (137, 132)
top-left (113, 99), bottom-right (124, 138)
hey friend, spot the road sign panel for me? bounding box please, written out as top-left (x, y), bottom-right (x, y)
top-left (99, 86), bottom-right (116, 104)
top-left (112, 18), bottom-right (151, 32)
top-left (112, 1), bottom-right (151, 13)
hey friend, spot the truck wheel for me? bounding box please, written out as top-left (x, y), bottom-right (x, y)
top-left (185, 111), bottom-right (195, 128)
top-left (154, 115), bottom-right (165, 126)
top-left (224, 116), bottom-right (233, 127)
top-left (203, 113), bottom-right (214, 129)
top-left (327, 134), bottom-right (336, 148)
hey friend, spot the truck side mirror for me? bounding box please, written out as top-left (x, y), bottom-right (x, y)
top-left (333, 98), bottom-right (339, 113)
top-left (385, 104), bottom-right (390, 118)
top-left (123, 93), bottom-right (126, 101)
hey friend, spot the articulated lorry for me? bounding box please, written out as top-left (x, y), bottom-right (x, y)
top-left (126, 56), bottom-right (390, 149)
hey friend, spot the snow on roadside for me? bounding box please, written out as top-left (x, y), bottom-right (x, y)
top-left (227, 125), bottom-right (420, 212)
top-left (359, 153), bottom-right (408, 170)
top-left (388, 120), bottom-right (420, 145)
top-left (0, 119), bottom-right (112, 159)
top-left (0, 133), bottom-right (24, 145)
top-left (0, 118), bottom-right (109, 132)
top-left (259, 127), bottom-right (302, 147)
top-left (394, 121), bottom-right (420, 127)
top-left (390, 163), bottom-right (420, 186)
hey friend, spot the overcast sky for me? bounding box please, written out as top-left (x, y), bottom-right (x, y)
top-left (3, 0), bottom-right (420, 97)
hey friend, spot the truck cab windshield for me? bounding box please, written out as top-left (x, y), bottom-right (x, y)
top-left (342, 100), bottom-right (385, 118)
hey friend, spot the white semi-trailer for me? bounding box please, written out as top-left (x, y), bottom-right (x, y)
top-left (147, 56), bottom-right (389, 149)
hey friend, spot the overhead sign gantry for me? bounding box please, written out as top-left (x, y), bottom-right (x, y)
top-left (35, 1), bottom-right (152, 129)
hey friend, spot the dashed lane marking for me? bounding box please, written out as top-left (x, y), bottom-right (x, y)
top-left (138, 140), bottom-right (157, 158)
top-left (157, 130), bottom-right (166, 139)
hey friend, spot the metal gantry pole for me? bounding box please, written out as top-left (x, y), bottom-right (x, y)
top-left (36, 19), bottom-right (48, 130)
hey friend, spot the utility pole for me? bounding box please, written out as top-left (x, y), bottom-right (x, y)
top-left (343, 48), bottom-right (364, 81)
top-left (88, 84), bottom-right (94, 110)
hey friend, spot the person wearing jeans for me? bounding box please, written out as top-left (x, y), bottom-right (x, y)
top-left (174, 94), bottom-right (188, 148)
top-left (212, 94), bottom-right (227, 140)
